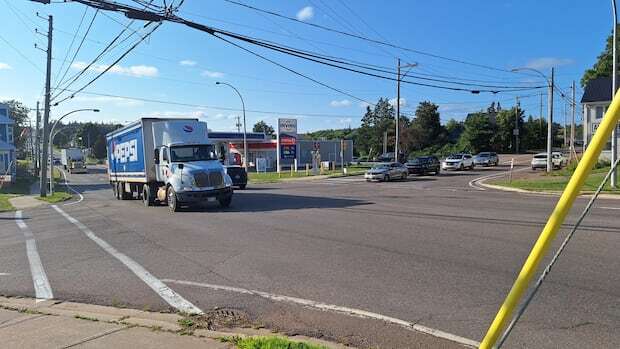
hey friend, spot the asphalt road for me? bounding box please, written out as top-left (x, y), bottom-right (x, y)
top-left (2, 157), bottom-right (620, 348)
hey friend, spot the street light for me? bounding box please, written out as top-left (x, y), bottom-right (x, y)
top-left (512, 67), bottom-right (554, 172)
top-left (48, 108), bottom-right (99, 195)
top-left (216, 81), bottom-right (247, 168)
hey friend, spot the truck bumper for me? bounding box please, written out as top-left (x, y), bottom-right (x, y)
top-left (176, 186), bottom-right (233, 203)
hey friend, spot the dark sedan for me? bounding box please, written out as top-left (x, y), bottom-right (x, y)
top-left (406, 156), bottom-right (440, 175)
top-left (225, 165), bottom-right (247, 189)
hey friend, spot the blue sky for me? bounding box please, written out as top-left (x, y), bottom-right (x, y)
top-left (0, 0), bottom-right (612, 132)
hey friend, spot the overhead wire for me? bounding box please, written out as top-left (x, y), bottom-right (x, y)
top-left (52, 6), bottom-right (90, 90)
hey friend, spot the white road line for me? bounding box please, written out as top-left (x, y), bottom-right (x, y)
top-left (599, 206), bottom-right (620, 210)
top-left (468, 167), bottom-right (529, 191)
top-left (57, 167), bottom-right (84, 206)
top-left (50, 205), bottom-right (202, 314)
top-left (0, 273), bottom-right (10, 276)
top-left (14, 210), bottom-right (54, 301)
top-left (162, 278), bottom-right (480, 348)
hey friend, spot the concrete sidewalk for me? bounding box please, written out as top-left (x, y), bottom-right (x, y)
top-left (0, 296), bottom-right (344, 349)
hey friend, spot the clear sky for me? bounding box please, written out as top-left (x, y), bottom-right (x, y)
top-left (0, 0), bottom-right (612, 132)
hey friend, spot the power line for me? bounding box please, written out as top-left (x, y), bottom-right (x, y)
top-left (53, 22), bottom-right (162, 106)
top-left (55, 9), bottom-right (99, 89)
top-left (0, 32), bottom-right (44, 74)
top-left (221, 0), bottom-right (527, 75)
top-left (52, 6), bottom-right (89, 89)
top-left (63, 90), bottom-right (373, 118)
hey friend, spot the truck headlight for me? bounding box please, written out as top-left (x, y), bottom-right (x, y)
top-left (223, 171), bottom-right (233, 187)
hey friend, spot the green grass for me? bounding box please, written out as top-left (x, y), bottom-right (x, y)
top-left (0, 165), bottom-right (38, 211)
top-left (490, 166), bottom-right (620, 194)
top-left (248, 165), bottom-right (369, 183)
top-left (0, 194), bottom-right (15, 212)
top-left (35, 190), bottom-right (73, 203)
top-left (220, 336), bottom-right (327, 349)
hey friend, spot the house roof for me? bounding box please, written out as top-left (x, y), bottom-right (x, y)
top-left (581, 76), bottom-right (620, 103)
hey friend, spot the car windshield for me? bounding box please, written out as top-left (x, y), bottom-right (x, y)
top-left (477, 153), bottom-right (490, 157)
top-left (170, 145), bottom-right (218, 162)
top-left (447, 155), bottom-right (462, 160)
top-left (534, 154), bottom-right (547, 159)
top-left (371, 164), bottom-right (389, 170)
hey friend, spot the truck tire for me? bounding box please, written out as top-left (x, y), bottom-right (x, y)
top-left (238, 184), bottom-right (246, 190)
top-left (219, 195), bottom-right (232, 208)
top-left (167, 187), bottom-right (179, 212)
top-left (142, 184), bottom-right (154, 207)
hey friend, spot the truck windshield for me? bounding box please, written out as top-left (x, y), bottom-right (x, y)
top-left (170, 145), bottom-right (218, 162)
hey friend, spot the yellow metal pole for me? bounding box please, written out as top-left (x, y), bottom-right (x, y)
top-left (480, 92), bottom-right (620, 348)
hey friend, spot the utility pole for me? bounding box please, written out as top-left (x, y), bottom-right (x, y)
top-left (235, 115), bottom-right (241, 133)
top-left (395, 59), bottom-right (417, 163)
top-left (515, 96), bottom-right (520, 154)
top-left (395, 58), bottom-right (401, 162)
top-left (383, 131), bottom-right (388, 155)
top-left (39, 15), bottom-right (53, 197)
top-left (547, 67), bottom-right (554, 173)
top-left (571, 80), bottom-right (576, 160)
top-left (35, 101), bottom-right (40, 175)
top-left (612, 0), bottom-right (618, 187)
top-left (563, 99), bottom-right (568, 148)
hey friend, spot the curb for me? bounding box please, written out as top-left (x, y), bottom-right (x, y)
top-left (0, 296), bottom-right (350, 349)
top-left (477, 179), bottom-right (620, 200)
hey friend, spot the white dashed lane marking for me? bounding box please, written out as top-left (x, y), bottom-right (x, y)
top-left (51, 205), bottom-right (202, 314)
top-left (15, 210), bottom-right (54, 301)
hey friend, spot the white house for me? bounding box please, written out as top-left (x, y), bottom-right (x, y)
top-left (0, 103), bottom-right (16, 182)
top-left (580, 76), bottom-right (619, 159)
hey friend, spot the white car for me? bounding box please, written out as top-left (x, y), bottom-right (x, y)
top-left (531, 152), bottom-right (567, 170)
top-left (442, 154), bottom-right (475, 171)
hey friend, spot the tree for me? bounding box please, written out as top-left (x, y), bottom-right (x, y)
top-left (356, 98), bottom-right (395, 158)
top-left (445, 119), bottom-right (464, 143)
top-left (252, 120), bottom-right (274, 136)
top-left (581, 25), bottom-right (619, 87)
top-left (1, 100), bottom-right (30, 154)
top-left (92, 134), bottom-right (107, 159)
top-left (459, 113), bottom-right (495, 153)
top-left (407, 101), bottom-right (445, 151)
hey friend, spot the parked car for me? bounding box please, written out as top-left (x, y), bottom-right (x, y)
top-left (224, 165), bottom-right (247, 189)
top-left (474, 152), bottom-right (499, 166)
top-left (377, 152), bottom-right (395, 162)
top-left (364, 162), bottom-right (408, 181)
top-left (442, 154), bottom-right (474, 171)
top-left (406, 156), bottom-right (440, 175)
top-left (531, 152), bottom-right (567, 170)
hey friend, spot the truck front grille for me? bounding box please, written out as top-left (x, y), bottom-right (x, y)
top-left (194, 171), bottom-right (224, 188)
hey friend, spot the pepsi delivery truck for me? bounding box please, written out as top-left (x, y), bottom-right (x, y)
top-left (106, 118), bottom-right (233, 212)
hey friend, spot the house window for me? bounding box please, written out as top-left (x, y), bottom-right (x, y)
top-left (596, 106), bottom-right (604, 119)
top-left (0, 124), bottom-right (5, 142)
top-left (0, 108), bottom-right (6, 117)
top-left (7, 126), bottom-right (13, 144)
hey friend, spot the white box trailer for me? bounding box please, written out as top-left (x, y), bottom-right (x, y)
top-left (61, 148), bottom-right (87, 174)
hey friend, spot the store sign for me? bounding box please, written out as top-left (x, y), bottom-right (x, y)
top-left (281, 144), bottom-right (297, 159)
top-left (278, 118), bottom-right (297, 134)
top-left (278, 118), bottom-right (297, 161)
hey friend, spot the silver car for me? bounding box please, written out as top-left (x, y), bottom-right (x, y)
top-left (364, 162), bottom-right (408, 181)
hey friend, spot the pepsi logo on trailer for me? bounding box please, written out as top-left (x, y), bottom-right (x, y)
top-left (183, 124), bottom-right (194, 133)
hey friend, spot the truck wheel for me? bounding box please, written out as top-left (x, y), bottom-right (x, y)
top-left (167, 187), bottom-right (179, 213)
top-left (142, 185), bottom-right (154, 207)
top-left (219, 196), bottom-right (232, 208)
top-left (238, 184), bottom-right (246, 190)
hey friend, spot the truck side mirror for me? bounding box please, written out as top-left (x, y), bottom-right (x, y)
top-left (153, 149), bottom-right (159, 164)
